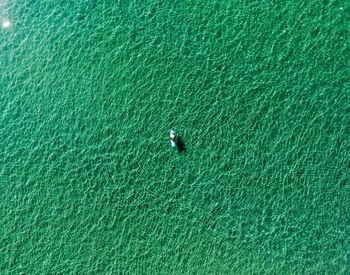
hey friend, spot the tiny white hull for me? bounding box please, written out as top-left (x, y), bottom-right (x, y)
top-left (169, 129), bottom-right (176, 147)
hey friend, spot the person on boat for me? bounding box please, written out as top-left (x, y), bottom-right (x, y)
top-left (169, 129), bottom-right (186, 153)
top-left (169, 129), bottom-right (177, 147)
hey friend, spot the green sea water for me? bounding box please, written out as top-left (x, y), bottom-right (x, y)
top-left (1, 0), bottom-right (350, 273)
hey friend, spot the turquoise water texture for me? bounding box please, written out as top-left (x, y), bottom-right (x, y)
top-left (1, 0), bottom-right (350, 273)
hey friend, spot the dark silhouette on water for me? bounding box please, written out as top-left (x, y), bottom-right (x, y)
top-left (169, 129), bottom-right (186, 153)
top-left (176, 136), bottom-right (186, 153)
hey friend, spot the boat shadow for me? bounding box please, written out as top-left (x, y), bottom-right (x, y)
top-left (176, 136), bottom-right (186, 153)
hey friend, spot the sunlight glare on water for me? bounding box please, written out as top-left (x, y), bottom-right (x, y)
top-left (2, 19), bottom-right (11, 28)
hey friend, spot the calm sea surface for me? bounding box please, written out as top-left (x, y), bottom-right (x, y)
top-left (1, 0), bottom-right (349, 273)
